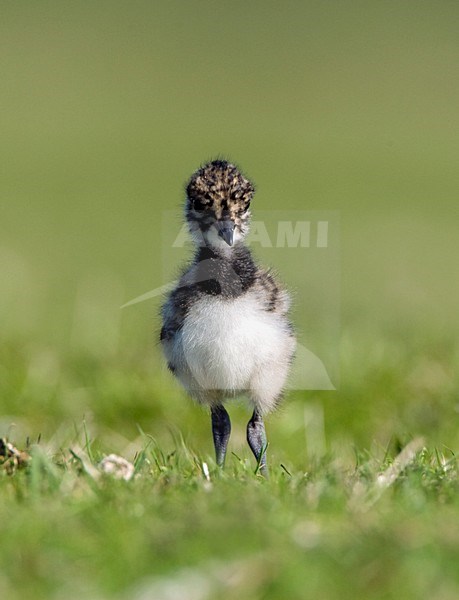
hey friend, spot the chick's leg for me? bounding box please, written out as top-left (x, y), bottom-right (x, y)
top-left (211, 404), bottom-right (231, 467)
top-left (247, 409), bottom-right (268, 477)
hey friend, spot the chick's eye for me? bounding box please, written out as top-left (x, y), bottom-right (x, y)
top-left (193, 198), bottom-right (209, 211)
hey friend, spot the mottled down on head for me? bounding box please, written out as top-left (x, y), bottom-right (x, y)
top-left (185, 160), bottom-right (255, 248)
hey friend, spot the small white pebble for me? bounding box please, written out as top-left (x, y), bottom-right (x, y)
top-left (99, 454), bottom-right (134, 481)
top-left (202, 462), bottom-right (210, 482)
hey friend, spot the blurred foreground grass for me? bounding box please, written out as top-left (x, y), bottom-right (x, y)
top-left (1, 327), bottom-right (458, 599)
top-left (1, 425), bottom-right (459, 600)
top-left (1, 2), bottom-right (459, 599)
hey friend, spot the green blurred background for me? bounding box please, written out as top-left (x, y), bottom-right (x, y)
top-left (1, 1), bottom-right (458, 459)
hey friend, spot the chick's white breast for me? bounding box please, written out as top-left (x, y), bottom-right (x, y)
top-left (179, 292), bottom-right (291, 391)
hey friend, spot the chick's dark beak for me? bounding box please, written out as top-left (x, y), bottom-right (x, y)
top-left (216, 220), bottom-right (235, 246)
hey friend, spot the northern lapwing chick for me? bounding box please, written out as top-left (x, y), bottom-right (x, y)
top-left (161, 160), bottom-right (296, 476)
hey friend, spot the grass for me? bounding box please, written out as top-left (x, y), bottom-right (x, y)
top-left (1, 424), bottom-right (459, 600)
top-left (1, 330), bottom-right (459, 600)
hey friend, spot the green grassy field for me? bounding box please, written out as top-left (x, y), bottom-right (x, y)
top-left (1, 2), bottom-right (459, 599)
